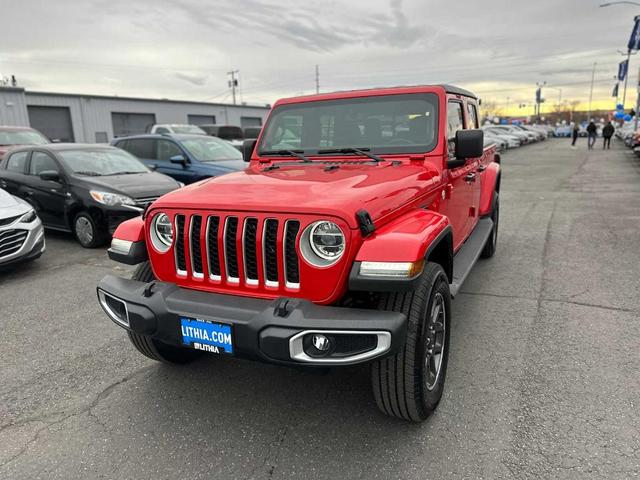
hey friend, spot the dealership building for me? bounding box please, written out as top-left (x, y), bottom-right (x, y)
top-left (0, 86), bottom-right (270, 143)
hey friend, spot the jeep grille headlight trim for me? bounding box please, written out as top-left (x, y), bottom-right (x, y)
top-left (150, 212), bottom-right (173, 252)
top-left (300, 220), bottom-right (345, 267)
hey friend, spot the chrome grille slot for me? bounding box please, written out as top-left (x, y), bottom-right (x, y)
top-left (189, 215), bottom-right (203, 278)
top-left (243, 218), bottom-right (259, 285)
top-left (206, 216), bottom-right (221, 280)
top-left (0, 229), bottom-right (28, 258)
top-left (174, 215), bottom-right (187, 275)
top-left (263, 219), bottom-right (279, 286)
top-left (224, 216), bottom-right (240, 283)
top-left (284, 220), bottom-right (300, 288)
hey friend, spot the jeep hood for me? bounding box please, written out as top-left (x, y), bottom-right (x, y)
top-left (152, 162), bottom-right (440, 229)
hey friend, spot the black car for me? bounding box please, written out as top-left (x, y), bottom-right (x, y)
top-left (0, 144), bottom-right (181, 248)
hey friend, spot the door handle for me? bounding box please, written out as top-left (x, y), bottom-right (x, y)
top-left (465, 173), bottom-right (476, 182)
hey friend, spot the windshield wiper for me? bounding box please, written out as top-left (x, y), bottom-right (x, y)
top-left (74, 170), bottom-right (102, 176)
top-left (105, 171), bottom-right (145, 176)
top-left (317, 147), bottom-right (384, 163)
top-left (260, 149), bottom-right (311, 163)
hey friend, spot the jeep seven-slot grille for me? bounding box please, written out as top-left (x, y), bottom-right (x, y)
top-left (284, 221), bottom-right (300, 286)
top-left (263, 219), bottom-right (279, 285)
top-left (190, 215), bottom-right (203, 277)
top-left (175, 215), bottom-right (187, 273)
top-left (173, 214), bottom-right (301, 290)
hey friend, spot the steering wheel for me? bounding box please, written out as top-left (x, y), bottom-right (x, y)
top-left (387, 138), bottom-right (414, 146)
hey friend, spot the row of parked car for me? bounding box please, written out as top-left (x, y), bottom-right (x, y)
top-left (0, 124), bottom-right (252, 266)
top-left (614, 121), bottom-right (640, 155)
top-left (481, 123), bottom-right (554, 151)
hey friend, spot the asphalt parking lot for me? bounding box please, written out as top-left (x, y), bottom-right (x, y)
top-left (1, 138), bottom-right (639, 479)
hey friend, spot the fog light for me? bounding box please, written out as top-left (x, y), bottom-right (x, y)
top-left (312, 334), bottom-right (330, 352)
top-left (303, 333), bottom-right (334, 358)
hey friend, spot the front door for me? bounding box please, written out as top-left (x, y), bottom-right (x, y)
top-left (25, 150), bottom-right (68, 229)
top-left (440, 100), bottom-right (474, 252)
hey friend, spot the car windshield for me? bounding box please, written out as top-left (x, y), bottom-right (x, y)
top-left (171, 125), bottom-right (206, 135)
top-left (180, 137), bottom-right (242, 162)
top-left (0, 130), bottom-right (49, 146)
top-left (58, 149), bottom-right (149, 175)
top-left (258, 93), bottom-right (438, 155)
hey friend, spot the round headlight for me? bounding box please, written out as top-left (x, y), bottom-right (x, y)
top-left (151, 213), bottom-right (173, 252)
top-left (300, 220), bottom-right (345, 267)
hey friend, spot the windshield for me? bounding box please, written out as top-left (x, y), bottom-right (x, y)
top-left (172, 125), bottom-right (206, 135)
top-left (180, 136), bottom-right (242, 162)
top-left (0, 130), bottom-right (49, 146)
top-left (58, 149), bottom-right (149, 175)
top-left (258, 93), bottom-right (438, 156)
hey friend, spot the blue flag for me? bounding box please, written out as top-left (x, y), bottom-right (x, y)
top-left (618, 60), bottom-right (628, 81)
top-left (613, 83), bottom-right (619, 97)
top-left (628, 16), bottom-right (640, 50)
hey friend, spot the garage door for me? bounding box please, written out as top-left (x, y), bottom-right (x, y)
top-left (241, 116), bottom-right (262, 128)
top-left (27, 106), bottom-right (75, 142)
top-left (112, 112), bottom-right (156, 138)
top-left (187, 114), bottom-right (216, 125)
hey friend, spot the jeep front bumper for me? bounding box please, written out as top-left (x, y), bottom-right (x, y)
top-left (97, 275), bottom-right (406, 366)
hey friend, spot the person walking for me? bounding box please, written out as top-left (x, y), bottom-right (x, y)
top-left (571, 122), bottom-right (579, 148)
top-left (602, 121), bottom-right (614, 149)
top-left (586, 120), bottom-right (597, 150)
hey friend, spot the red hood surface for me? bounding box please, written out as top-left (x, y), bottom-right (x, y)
top-left (152, 161), bottom-right (442, 229)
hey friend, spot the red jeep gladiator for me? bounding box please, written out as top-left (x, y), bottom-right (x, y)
top-left (97, 85), bottom-right (501, 422)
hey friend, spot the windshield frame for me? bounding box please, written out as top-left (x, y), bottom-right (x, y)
top-left (257, 93), bottom-right (440, 157)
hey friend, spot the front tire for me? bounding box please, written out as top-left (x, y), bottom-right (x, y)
top-left (371, 262), bottom-right (451, 422)
top-left (127, 261), bottom-right (202, 364)
top-left (73, 211), bottom-right (107, 248)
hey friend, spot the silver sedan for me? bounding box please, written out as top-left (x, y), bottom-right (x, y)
top-left (0, 188), bottom-right (45, 267)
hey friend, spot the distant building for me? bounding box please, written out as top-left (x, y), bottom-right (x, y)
top-left (0, 86), bottom-right (269, 142)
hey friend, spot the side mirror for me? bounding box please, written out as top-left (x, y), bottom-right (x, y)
top-left (243, 139), bottom-right (257, 162)
top-left (448, 129), bottom-right (484, 169)
top-left (148, 164), bottom-right (158, 171)
top-left (39, 170), bottom-right (60, 182)
top-left (170, 154), bottom-right (187, 166)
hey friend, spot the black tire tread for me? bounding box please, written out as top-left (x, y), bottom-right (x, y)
top-left (371, 262), bottom-right (450, 422)
top-left (481, 192), bottom-right (499, 258)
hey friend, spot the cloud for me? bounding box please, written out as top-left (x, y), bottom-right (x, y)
top-left (174, 72), bottom-right (209, 86)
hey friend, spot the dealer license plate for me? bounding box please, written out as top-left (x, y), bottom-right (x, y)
top-left (180, 317), bottom-right (234, 355)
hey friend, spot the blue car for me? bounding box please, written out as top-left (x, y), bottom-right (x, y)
top-left (111, 134), bottom-right (244, 184)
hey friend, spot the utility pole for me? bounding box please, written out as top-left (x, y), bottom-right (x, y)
top-left (587, 62), bottom-right (597, 121)
top-left (315, 64), bottom-right (320, 94)
top-left (227, 70), bottom-right (239, 105)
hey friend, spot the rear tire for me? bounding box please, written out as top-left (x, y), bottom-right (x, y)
top-left (481, 193), bottom-right (499, 258)
top-left (371, 262), bottom-right (451, 422)
top-left (127, 261), bottom-right (202, 364)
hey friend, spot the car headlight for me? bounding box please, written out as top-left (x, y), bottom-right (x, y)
top-left (19, 209), bottom-right (37, 223)
top-left (90, 190), bottom-right (135, 206)
top-left (150, 213), bottom-right (173, 252)
top-left (300, 220), bottom-right (345, 267)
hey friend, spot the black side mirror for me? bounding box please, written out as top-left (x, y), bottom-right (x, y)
top-left (448, 129), bottom-right (484, 169)
top-left (243, 139), bottom-right (257, 162)
top-left (39, 170), bottom-right (60, 182)
top-left (170, 154), bottom-right (187, 166)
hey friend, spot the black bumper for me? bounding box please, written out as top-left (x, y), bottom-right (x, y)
top-left (97, 275), bottom-right (407, 366)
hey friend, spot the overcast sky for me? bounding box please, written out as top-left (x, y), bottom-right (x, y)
top-left (1, 0), bottom-right (639, 115)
